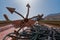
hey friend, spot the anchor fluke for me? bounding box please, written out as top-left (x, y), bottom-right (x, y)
top-left (3, 14), bottom-right (10, 21)
top-left (26, 3), bottom-right (30, 8)
top-left (6, 7), bottom-right (24, 18)
top-left (26, 4), bottom-right (30, 18)
top-left (6, 7), bottom-right (15, 13)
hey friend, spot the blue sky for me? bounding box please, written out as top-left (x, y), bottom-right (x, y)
top-left (0, 0), bottom-right (60, 20)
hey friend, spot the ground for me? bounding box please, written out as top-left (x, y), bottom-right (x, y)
top-left (0, 21), bottom-right (60, 40)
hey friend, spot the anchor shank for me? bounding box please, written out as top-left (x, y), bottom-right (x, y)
top-left (26, 4), bottom-right (30, 18)
top-left (26, 7), bottom-right (30, 18)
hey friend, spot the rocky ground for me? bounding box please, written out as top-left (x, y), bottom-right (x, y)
top-left (0, 24), bottom-right (60, 40)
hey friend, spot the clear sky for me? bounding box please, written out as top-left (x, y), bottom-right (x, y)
top-left (0, 0), bottom-right (60, 20)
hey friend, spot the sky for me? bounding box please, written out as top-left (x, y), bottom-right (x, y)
top-left (0, 0), bottom-right (60, 20)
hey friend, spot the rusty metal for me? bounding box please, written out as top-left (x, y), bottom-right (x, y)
top-left (6, 7), bottom-right (15, 13)
top-left (3, 14), bottom-right (10, 21)
top-left (26, 3), bottom-right (30, 18)
top-left (3, 4), bottom-right (36, 40)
